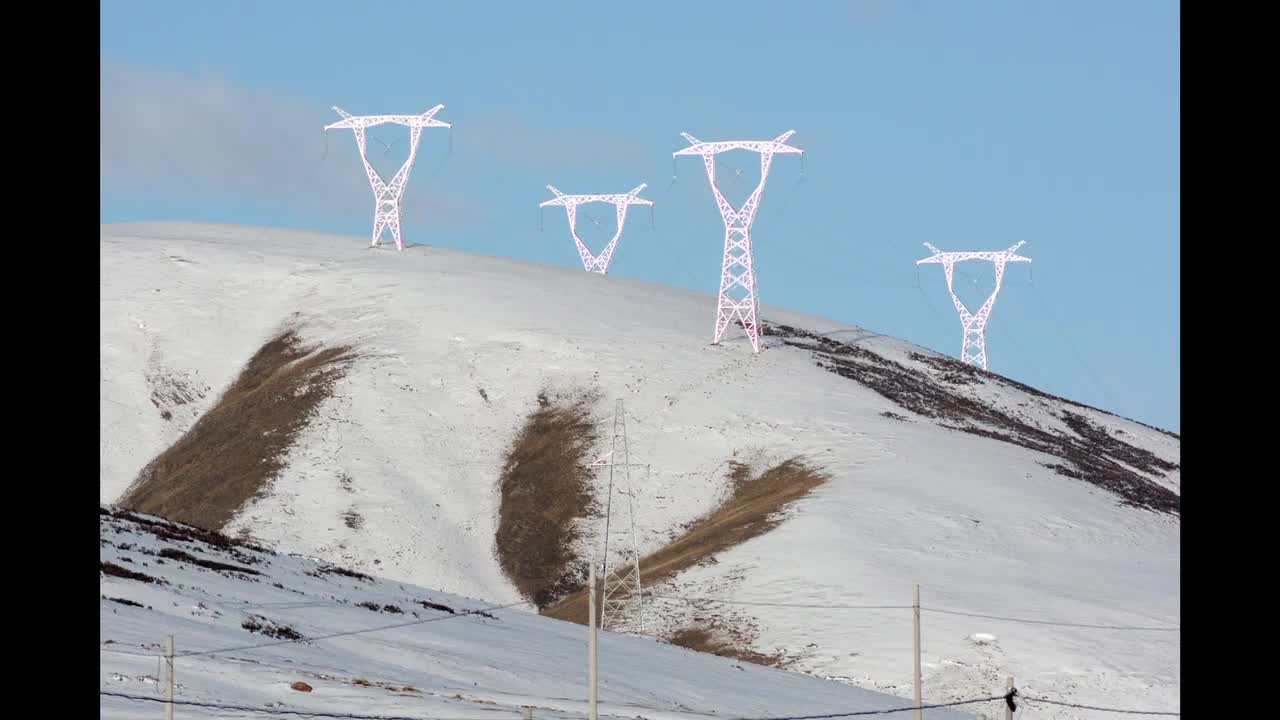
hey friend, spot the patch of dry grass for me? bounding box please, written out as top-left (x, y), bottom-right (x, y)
top-left (545, 456), bottom-right (830, 638)
top-left (495, 389), bottom-right (600, 609)
top-left (120, 329), bottom-right (354, 531)
top-left (668, 626), bottom-right (785, 667)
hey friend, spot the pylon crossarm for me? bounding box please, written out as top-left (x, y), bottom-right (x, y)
top-left (326, 116), bottom-right (451, 130)
top-left (588, 453), bottom-right (649, 470)
top-left (539, 192), bottom-right (654, 209)
top-left (673, 129), bottom-right (803, 158)
top-left (917, 241), bottom-right (1031, 266)
top-left (325, 105), bottom-right (450, 130)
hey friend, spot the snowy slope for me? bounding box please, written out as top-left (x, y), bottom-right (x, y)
top-left (100, 507), bottom-right (978, 719)
top-left (99, 222), bottom-right (1180, 719)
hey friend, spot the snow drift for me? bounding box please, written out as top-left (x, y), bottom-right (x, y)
top-left (100, 222), bottom-right (1179, 719)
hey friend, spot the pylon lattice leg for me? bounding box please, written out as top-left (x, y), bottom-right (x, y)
top-left (354, 126), bottom-right (423, 251)
top-left (589, 203), bottom-right (631, 274)
top-left (700, 151), bottom-right (778, 354)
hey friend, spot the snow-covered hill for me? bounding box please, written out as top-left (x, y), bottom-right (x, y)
top-left (99, 222), bottom-right (1179, 719)
top-left (101, 506), bottom-right (977, 719)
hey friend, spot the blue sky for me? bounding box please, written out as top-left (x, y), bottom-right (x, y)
top-left (101, 0), bottom-right (1180, 432)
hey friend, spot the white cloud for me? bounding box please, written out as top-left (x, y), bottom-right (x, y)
top-left (100, 62), bottom-right (483, 226)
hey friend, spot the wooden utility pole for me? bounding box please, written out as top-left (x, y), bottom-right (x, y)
top-left (588, 563), bottom-right (598, 720)
top-left (166, 634), bottom-right (175, 720)
top-left (913, 585), bottom-right (922, 720)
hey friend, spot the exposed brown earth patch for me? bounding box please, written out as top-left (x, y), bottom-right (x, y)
top-left (242, 615), bottom-right (305, 641)
top-left (147, 367), bottom-right (208, 414)
top-left (100, 507), bottom-right (269, 563)
top-left (669, 626), bottom-right (785, 667)
top-left (761, 322), bottom-right (1179, 515)
top-left (495, 389), bottom-right (600, 609)
top-left (100, 561), bottom-right (166, 585)
top-left (157, 547), bottom-right (260, 577)
top-left (545, 457), bottom-right (829, 634)
top-left (342, 508), bottom-right (365, 530)
top-left (119, 328), bottom-right (355, 530)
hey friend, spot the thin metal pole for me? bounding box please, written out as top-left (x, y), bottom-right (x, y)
top-left (588, 563), bottom-right (598, 720)
top-left (913, 585), bottom-right (922, 720)
top-left (166, 635), bottom-right (175, 720)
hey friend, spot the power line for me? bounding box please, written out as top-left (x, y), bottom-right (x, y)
top-left (912, 278), bottom-right (952, 344)
top-left (735, 693), bottom-right (1011, 719)
top-left (644, 592), bottom-right (1179, 631)
top-left (103, 573), bottom-right (1177, 637)
top-left (101, 644), bottom-right (169, 658)
top-left (179, 599), bottom-right (532, 659)
top-left (238, 599), bottom-right (350, 610)
top-left (646, 592), bottom-right (911, 610)
top-left (103, 608), bottom-right (1178, 716)
top-left (921, 607), bottom-right (1178, 632)
top-left (99, 599), bottom-right (533, 660)
top-left (103, 685), bottom-right (1180, 719)
top-left (991, 314), bottom-right (1044, 389)
top-left (1028, 283), bottom-right (1121, 409)
top-left (99, 691), bottom-right (498, 720)
top-left (1021, 694), bottom-right (1180, 716)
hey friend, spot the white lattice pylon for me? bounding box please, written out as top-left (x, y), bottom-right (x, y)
top-left (540, 185), bottom-right (653, 274)
top-left (916, 241), bottom-right (1032, 370)
top-left (325, 105), bottom-right (451, 251)
top-left (589, 399), bottom-right (646, 633)
top-left (674, 131), bottom-right (803, 353)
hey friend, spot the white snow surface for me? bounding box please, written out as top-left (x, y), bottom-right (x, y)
top-left (100, 508), bottom-right (976, 719)
top-left (100, 222), bottom-right (1180, 720)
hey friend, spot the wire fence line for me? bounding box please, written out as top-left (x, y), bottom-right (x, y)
top-left (643, 592), bottom-right (1179, 632)
top-left (101, 688), bottom-right (1180, 718)
top-left (102, 513), bottom-right (1177, 717)
top-left (199, 583), bottom-right (1180, 633)
top-left (100, 587), bottom-right (1177, 667)
top-left (736, 693), bottom-right (1012, 720)
top-left (99, 590), bottom-right (1180, 718)
top-left (100, 598), bottom-right (534, 659)
top-left (920, 606), bottom-right (1177, 632)
top-left (1019, 694), bottom-right (1180, 716)
top-left (100, 691), bottom-right (505, 720)
top-left (645, 593), bottom-right (914, 611)
top-left (100, 589), bottom-right (1180, 716)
